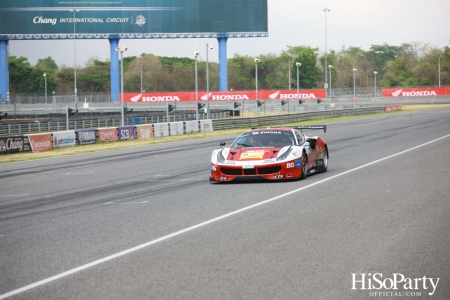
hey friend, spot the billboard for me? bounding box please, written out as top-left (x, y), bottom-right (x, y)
top-left (121, 89), bottom-right (327, 102)
top-left (382, 87), bottom-right (450, 97)
top-left (0, 0), bottom-right (268, 40)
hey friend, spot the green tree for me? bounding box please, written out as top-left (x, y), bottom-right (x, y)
top-left (292, 47), bottom-right (322, 89)
top-left (227, 54), bottom-right (255, 90)
top-left (367, 43), bottom-right (401, 73)
top-left (380, 57), bottom-right (419, 87)
top-left (9, 56), bottom-right (57, 93)
top-left (36, 56), bottom-right (58, 72)
top-left (77, 59), bottom-right (110, 93)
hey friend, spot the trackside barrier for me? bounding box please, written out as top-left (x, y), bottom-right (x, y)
top-left (1, 107), bottom-right (385, 154)
top-left (200, 119), bottom-right (213, 132)
top-left (384, 104), bottom-right (402, 112)
top-left (210, 107), bottom-right (385, 130)
top-left (0, 107), bottom-right (383, 136)
top-left (135, 124), bottom-right (153, 139)
top-left (153, 123), bottom-right (169, 137)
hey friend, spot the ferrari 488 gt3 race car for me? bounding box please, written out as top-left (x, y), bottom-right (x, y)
top-left (210, 126), bottom-right (328, 182)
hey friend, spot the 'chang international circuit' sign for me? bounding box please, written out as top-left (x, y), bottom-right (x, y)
top-left (0, 0), bottom-right (268, 40)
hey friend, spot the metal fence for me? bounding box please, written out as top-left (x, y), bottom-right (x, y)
top-left (0, 106), bottom-right (385, 136)
top-left (6, 88), bottom-right (377, 105)
top-left (8, 93), bottom-right (112, 105)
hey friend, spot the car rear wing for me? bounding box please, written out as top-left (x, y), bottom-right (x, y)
top-left (290, 125), bottom-right (327, 133)
top-left (251, 125), bottom-right (327, 133)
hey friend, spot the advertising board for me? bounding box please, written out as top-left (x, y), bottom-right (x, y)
top-left (0, 0), bottom-right (268, 39)
top-left (123, 90), bottom-right (327, 103)
top-left (0, 136), bottom-right (25, 154)
top-left (382, 87), bottom-right (450, 97)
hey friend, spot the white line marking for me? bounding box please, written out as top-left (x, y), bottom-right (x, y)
top-left (0, 194), bottom-right (28, 197)
top-left (104, 201), bottom-right (149, 204)
top-left (1, 134), bottom-right (449, 300)
top-left (65, 172), bottom-right (94, 175)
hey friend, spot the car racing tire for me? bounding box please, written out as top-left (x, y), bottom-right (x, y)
top-left (322, 147), bottom-right (328, 172)
top-left (300, 152), bottom-right (307, 180)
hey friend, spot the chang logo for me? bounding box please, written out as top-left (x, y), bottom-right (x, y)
top-left (135, 15), bottom-right (146, 26)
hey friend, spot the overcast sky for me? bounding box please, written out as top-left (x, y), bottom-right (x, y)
top-left (7, 0), bottom-right (450, 67)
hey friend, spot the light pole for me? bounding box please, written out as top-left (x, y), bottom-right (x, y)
top-left (194, 52), bottom-right (200, 121)
top-left (140, 64), bottom-right (143, 93)
top-left (353, 68), bottom-right (357, 108)
top-left (296, 62), bottom-right (301, 109)
top-left (288, 61), bottom-right (291, 90)
top-left (328, 65), bottom-right (333, 98)
top-left (438, 57), bottom-right (441, 87)
top-left (206, 43), bottom-right (213, 119)
top-left (70, 10), bottom-right (79, 104)
top-left (52, 91), bottom-right (55, 113)
top-left (115, 46), bottom-right (128, 126)
top-left (374, 71), bottom-right (378, 97)
top-left (255, 58), bottom-right (260, 116)
top-left (70, 9), bottom-right (80, 129)
top-left (323, 8), bottom-right (330, 95)
top-left (43, 73), bottom-right (47, 105)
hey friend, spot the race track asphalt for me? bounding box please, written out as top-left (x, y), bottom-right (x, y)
top-left (0, 108), bottom-right (449, 299)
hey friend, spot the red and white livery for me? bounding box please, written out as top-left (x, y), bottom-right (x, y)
top-left (210, 126), bottom-right (329, 182)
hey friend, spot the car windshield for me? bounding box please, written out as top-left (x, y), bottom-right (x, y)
top-left (231, 131), bottom-right (295, 148)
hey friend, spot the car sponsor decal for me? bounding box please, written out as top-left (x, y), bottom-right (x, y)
top-left (296, 159), bottom-right (301, 168)
top-left (240, 150), bottom-right (264, 160)
top-left (242, 165), bottom-right (255, 169)
top-left (274, 175), bottom-right (284, 179)
top-left (263, 159), bottom-right (276, 163)
top-left (258, 131), bottom-right (282, 135)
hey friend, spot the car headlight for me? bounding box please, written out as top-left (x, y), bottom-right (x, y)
top-left (217, 149), bottom-right (226, 163)
top-left (276, 146), bottom-right (293, 161)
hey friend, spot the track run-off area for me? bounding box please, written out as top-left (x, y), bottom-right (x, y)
top-left (0, 108), bottom-right (449, 299)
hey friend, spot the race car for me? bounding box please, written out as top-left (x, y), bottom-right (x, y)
top-left (210, 125), bottom-right (328, 182)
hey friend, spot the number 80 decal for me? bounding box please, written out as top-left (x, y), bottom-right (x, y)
top-left (286, 162), bottom-right (295, 168)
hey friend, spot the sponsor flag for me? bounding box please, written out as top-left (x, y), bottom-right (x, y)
top-left (118, 126), bottom-right (136, 141)
top-left (0, 136), bottom-right (25, 154)
top-left (185, 120), bottom-right (199, 133)
top-left (98, 128), bottom-right (118, 142)
top-left (28, 133), bottom-right (52, 153)
top-left (169, 122), bottom-right (184, 136)
top-left (76, 129), bottom-right (97, 145)
top-left (135, 125), bottom-right (153, 139)
top-left (200, 120), bottom-right (213, 132)
top-left (52, 131), bottom-right (76, 148)
top-left (154, 123), bottom-right (169, 137)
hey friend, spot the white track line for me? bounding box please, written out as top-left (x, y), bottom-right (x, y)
top-left (1, 134), bottom-right (449, 300)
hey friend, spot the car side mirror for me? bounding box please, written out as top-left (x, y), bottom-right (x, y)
top-left (220, 142), bottom-right (226, 147)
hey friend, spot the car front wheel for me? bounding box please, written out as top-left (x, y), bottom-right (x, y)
top-left (300, 152), bottom-right (307, 180)
top-left (322, 147), bottom-right (328, 172)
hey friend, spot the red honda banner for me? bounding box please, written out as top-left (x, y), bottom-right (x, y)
top-left (122, 89), bottom-right (327, 103)
top-left (382, 87), bottom-right (449, 97)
